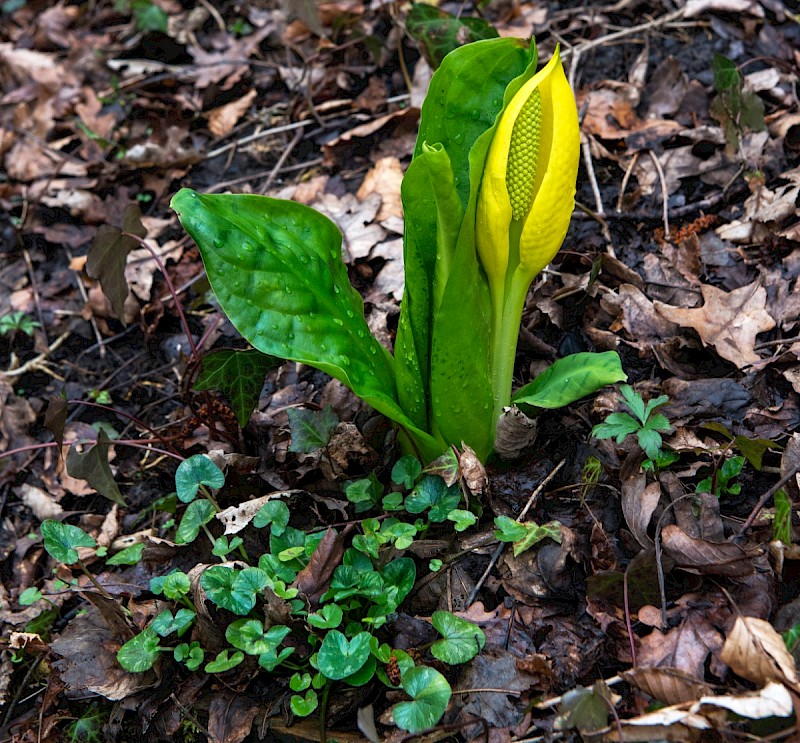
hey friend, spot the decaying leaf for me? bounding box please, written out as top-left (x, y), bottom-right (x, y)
top-left (720, 616), bottom-right (800, 691)
top-left (660, 525), bottom-right (754, 577)
top-left (654, 282), bottom-right (775, 367)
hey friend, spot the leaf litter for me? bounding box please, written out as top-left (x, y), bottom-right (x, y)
top-left (2, 1), bottom-right (800, 741)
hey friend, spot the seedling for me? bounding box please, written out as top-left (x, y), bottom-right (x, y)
top-left (591, 385), bottom-right (670, 460)
top-left (0, 311), bottom-right (40, 339)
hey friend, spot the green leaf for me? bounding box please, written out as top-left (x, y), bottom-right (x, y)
top-left (205, 649), bottom-right (244, 673)
top-left (446, 509), bottom-right (476, 532)
top-left (117, 628), bottom-right (160, 672)
top-left (131, 0), bottom-right (168, 33)
top-left (591, 412), bottom-right (641, 444)
top-left (194, 349), bottom-right (279, 427)
top-left (380, 557), bottom-right (416, 610)
top-left (712, 53), bottom-right (739, 93)
top-left (637, 428), bottom-right (663, 460)
top-left (18, 587), bottom-right (43, 605)
top-left (151, 570), bottom-right (190, 599)
top-left (226, 619), bottom-right (290, 655)
top-left (290, 672), bottom-right (312, 691)
top-left (258, 646), bottom-right (294, 671)
top-left (200, 566), bottom-right (268, 615)
top-left (391, 455), bottom-right (422, 489)
top-left (65, 430), bottom-right (125, 505)
top-left (151, 608), bottom-right (195, 637)
top-left (430, 611), bottom-right (485, 664)
top-left (175, 454), bottom-right (225, 503)
top-left (307, 604), bottom-right (343, 629)
top-left (511, 520), bottom-right (562, 557)
top-left (774, 489), bottom-right (792, 544)
top-left (619, 385), bottom-right (647, 425)
top-left (494, 515), bottom-right (527, 542)
top-left (317, 630), bottom-right (372, 680)
top-left (405, 475), bottom-right (461, 522)
top-left (406, 3), bottom-right (498, 69)
top-left (106, 543), bottom-right (145, 565)
top-left (393, 665), bottom-right (452, 734)
top-left (171, 189), bottom-right (439, 459)
top-left (513, 352), bottom-right (626, 409)
top-left (212, 535), bottom-right (243, 557)
top-left (41, 520), bottom-right (96, 564)
top-left (174, 642), bottom-right (204, 670)
top-left (175, 499), bottom-right (216, 544)
top-left (557, 685), bottom-right (610, 733)
top-left (290, 689), bottom-right (318, 716)
top-left (252, 500), bottom-right (290, 535)
top-left (342, 654), bottom-right (377, 686)
top-left (287, 406), bottom-right (338, 453)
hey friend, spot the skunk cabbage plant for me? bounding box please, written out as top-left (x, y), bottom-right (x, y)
top-left (172, 38), bottom-right (625, 463)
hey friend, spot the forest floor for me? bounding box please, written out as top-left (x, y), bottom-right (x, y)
top-left (2, 1), bottom-right (800, 741)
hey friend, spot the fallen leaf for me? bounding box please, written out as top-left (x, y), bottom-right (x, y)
top-left (654, 282), bottom-right (775, 367)
top-left (18, 483), bottom-right (64, 521)
top-left (660, 524), bottom-right (754, 577)
top-left (207, 89), bottom-right (257, 137)
top-left (293, 526), bottom-right (347, 605)
top-left (356, 156), bottom-right (403, 221)
top-left (622, 667), bottom-right (711, 706)
top-left (312, 192), bottom-right (385, 261)
top-left (720, 616), bottom-right (800, 691)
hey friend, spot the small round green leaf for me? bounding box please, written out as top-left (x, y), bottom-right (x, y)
top-left (317, 630), bottom-right (371, 680)
top-left (117, 628), bottom-right (160, 673)
top-left (175, 499), bottom-right (216, 545)
top-left (106, 542), bottom-right (145, 565)
top-left (175, 454), bottom-right (225, 503)
top-left (430, 611), bottom-right (485, 664)
top-left (226, 619), bottom-right (290, 655)
top-left (41, 520), bottom-right (96, 564)
top-left (307, 603), bottom-right (343, 630)
top-left (252, 500), bottom-right (290, 535)
top-left (290, 689), bottom-right (318, 716)
top-left (393, 665), bottom-right (452, 734)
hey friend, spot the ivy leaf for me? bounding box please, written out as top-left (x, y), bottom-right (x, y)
top-left (393, 665), bottom-right (452, 734)
top-left (117, 628), bottom-right (160, 673)
top-left (65, 430), bottom-right (125, 505)
top-left (317, 630), bottom-right (372, 680)
top-left (287, 406), bottom-right (338, 453)
top-left (175, 499), bottom-right (216, 544)
top-left (430, 611), bottom-right (485, 664)
top-left (175, 454), bottom-right (225, 503)
top-left (205, 649), bottom-right (244, 673)
top-left (194, 349), bottom-right (280, 428)
top-left (41, 520), bottom-right (96, 564)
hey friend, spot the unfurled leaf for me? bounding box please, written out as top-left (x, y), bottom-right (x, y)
top-left (446, 508), bottom-right (476, 532)
top-left (106, 543), bottom-right (145, 566)
top-left (194, 349), bottom-right (280, 427)
top-left (117, 628), bottom-right (160, 673)
top-left (307, 603), bottom-right (343, 630)
top-left (317, 630), bottom-right (372, 680)
top-left (205, 649), bottom-right (244, 673)
top-left (513, 352), bottom-right (626, 410)
top-left (174, 642), bottom-right (204, 670)
top-left (41, 520), bottom-right (96, 564)
top-left (252, 500), bottom-right (290, 535)
top-left (175, 454), bottom-right (225, 503)
top-left (393, 665), bottom-right (451, 734)
top-left (430, 611), bottom-right (485, 664)
top-left (65, 430), bottom-right (125, 505)
top-left (175, 499), bottom-right (216, 544)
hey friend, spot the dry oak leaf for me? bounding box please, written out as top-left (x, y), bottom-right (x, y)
top-left (207, 89), bottom-right (257, 138)
top-left (721, 616), bottom-right (800, 691)
top-left (654, 282), bottom-right (775, 367)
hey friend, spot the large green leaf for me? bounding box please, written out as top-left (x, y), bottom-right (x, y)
top-left (513, 351), bottom-right (626, 410)
top-left (427, 40), bottom-right (539, 460)
top-left (172, 189), bottom-right (439, 460)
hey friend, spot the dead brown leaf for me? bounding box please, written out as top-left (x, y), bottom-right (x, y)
top-left (207, 89), bottom-right (257, 137)
top-left (721, 616), bottom-right (800, 691)
top-left (622, 667), bottom-right (712, 705)
top-left (661, 524), bottom-right (754, 577)
top-left (216, 492), bottom-right (298, 535)
top-left (621, 468), bottom-right (660, 548)
top-left (293, 526), bottom-right (347, 605)
top-left (356, 156), bottom-right (403, 221)
top-left (654, 282), bottom-right (775, 367)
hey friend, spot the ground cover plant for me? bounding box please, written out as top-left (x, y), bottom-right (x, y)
top-left (2, 2), bottom-right (800, 742)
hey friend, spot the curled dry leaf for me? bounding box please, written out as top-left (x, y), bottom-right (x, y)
top-left (720, 616), bottom-right (800, 691)
top-left (622, 667), bottom-right (712, 706)
top-left (216, 492), bottom-right (299, 535)
top-left (459, 443), bottom-right (487, 495)
top-left (494, 405), bottom-right (538, 460)
top-left (207, 89), bottom-right (257, 138)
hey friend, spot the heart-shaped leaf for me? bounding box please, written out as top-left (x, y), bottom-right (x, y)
top-left (430, 611), bottom-right (485, 664)
top-left (226, 619), bottom-right (290, 655)
top-left (175, 499), bottom-right (216, 544)
top-left (205, 649), bottom-right (243, 673)
top-left (117, 628), bottom-right (160, 673)
top-left (41, 520), bottom-right (96, 564)
top-left (317, 630), bottom-right (372, 680)
top-left (307, 604), bottom-right (343, 630)
top-left (393, 665), bottom-right (452, 733)
top-left (175, 454), bottom-right (225, 503)
top-left (151, 608), bottom-right (195, 638)
top-left (290, 689), bottom-right (318, 716)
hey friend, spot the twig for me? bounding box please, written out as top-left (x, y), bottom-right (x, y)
top-left (204, 158), bottom-right (323, 193)
top-left (616, 151), bottom-right (640, 212)
top-left (466, 460), bottom-right (565, 606)
top-left (2, 331), bottom-right (70, 379)
top-left (22, 247), bottom-right (48, 346)
top-left (205, 120), bottom-right (311, 160)
top-left (196, 0), bottom-right (225, 33)
top-left (260, 127), bottom-right (305, 194)
top-left (534, 675), bottom-right (622, 709)
top-left (648, 150), bottom-right (671, 240)
top-left (737, 467), bottom-right (800, 539)
top-left (581, 139), bottom-right (615, 256)
top-left (0, 439), bottom-right (184, 463)
top-left (66, 246), bottom-right (106, 358)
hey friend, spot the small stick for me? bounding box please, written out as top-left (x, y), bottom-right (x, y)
top-left (260, 127), bottom-right (305, 194)
top-left (616, 151), bottom-right (640, 212)
top-left (2, 331), bottom-right (70, 379)
top-left (648, 150), bottom-right (671, 240)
